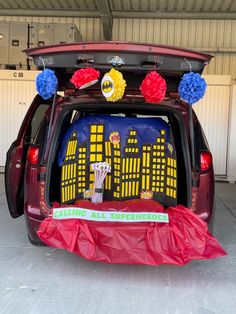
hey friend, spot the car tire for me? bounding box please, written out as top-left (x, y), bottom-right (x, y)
top-left (207, 205), bottom-right (215, 234)
top-left (28, 234), bottom-right (46, 247)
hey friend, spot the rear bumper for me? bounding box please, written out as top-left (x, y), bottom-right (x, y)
top-left (25, 210), bottom-right (43, 242)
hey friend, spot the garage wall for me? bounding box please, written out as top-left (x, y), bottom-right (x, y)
top-left (0, 16), bottom-right (104, 41)
top-left (0, 71), bottom-right (38, 167)
top-left (112, 19), bottom-right (236, 79)
top-left (1, 16), bottom-right (236, 78)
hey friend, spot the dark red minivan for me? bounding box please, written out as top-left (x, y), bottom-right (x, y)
top-left (5, 42), bottom-right (215, 247)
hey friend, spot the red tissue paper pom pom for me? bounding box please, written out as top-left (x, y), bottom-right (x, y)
top-left (70, 68), bottom-right (100, 89)
top-left (140, 71), bottom-right (166, 103)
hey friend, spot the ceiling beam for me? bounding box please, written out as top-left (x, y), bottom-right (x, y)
top-left (94, 0), bottom-right (113, 40)
top-left (0, 9), bottom-right (100, 17)
top-left (0, 8), bottom-right (236, 20)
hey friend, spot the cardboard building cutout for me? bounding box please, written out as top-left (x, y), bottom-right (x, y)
top-left (58, 115), bottom-right (177, 207)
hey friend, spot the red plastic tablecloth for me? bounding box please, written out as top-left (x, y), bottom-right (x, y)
top-left (38, 200), bottom-right (226, 266)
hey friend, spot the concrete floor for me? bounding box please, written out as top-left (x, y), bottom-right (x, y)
top-left (0, 173), bottom-right (235, 314)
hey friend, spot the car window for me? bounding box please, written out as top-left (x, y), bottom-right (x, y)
top-left (30, 104), bottom-right (50, 140)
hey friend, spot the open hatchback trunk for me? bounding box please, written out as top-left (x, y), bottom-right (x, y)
top-left (23, 42), bottom-right (226, 265)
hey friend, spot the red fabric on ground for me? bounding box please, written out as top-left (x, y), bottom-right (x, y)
top-left (37, 200), bottom-right (227, 266)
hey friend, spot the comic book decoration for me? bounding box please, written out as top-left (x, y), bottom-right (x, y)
top-left (58, 115), bottom-right (177, 207)
top-left (36, 69), bottom-right (58, 100)
top-left (101, 68), bottom-right (126, 102)
top-left (91, 162), bottom-right (111, 203)
top-left (70, 68), bottom-right (100, 89)
top-left (140, 71), bottom-right (166, 103)
top-left (178, 72), bottom-right (207, 105)
top-left (37, 200), bottom-right (227, 266)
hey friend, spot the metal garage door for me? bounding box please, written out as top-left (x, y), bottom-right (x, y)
top-left (194, 75), bottom-right (231, 176)
top-left (0, 70), bottom-right (38, 167)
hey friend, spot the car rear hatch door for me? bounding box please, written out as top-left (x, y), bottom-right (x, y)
top-left (24, 41), bottom-right (212, 94)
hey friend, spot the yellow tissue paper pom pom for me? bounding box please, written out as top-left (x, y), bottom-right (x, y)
top-left (101, 68), bottom-right (126, 102)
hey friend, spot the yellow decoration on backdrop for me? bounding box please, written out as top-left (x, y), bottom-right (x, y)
top-left (101, 68), bottom-right (126, 102)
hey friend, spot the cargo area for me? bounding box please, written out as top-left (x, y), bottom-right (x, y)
top-left (46, 102), bottom-right (191, 209)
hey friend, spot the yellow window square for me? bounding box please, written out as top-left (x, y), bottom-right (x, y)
top-left (157, 152), bottom-right (160, 156)
top-left (97, 144), bottom-right (103, 152)
top-left (91, 125), bottom-right (97, 132)
top-left (161, 152), bottom-right (164, 156)
top-left (90, 134), bottom-right (96, 142)
top-left (90, 144), bottom-right (96, 152)
top-left (161, 138), bottom-right (164, 142)
top-left (96, 135), bottom-right (102, 142)
top-left (157, 158), bottom-right (161, 163)
top-left (153, 158), bottom-right (157, 163)
top-left (157, 138), bottom-right (160, 143)
top-left (157, 164), bottom-right (160, 169)
top-left (97, 125), bottom-right (104, 133)
top-left (161, 182), bottom-right (164, 187)
top-left (147, 146), bottom-right (151, 151)
top-left (90, 154), bottom-right (96, 162)
top-left (160, 188), bottom-right (164, 192)
top-left (161, 176), bottom-right (164, 181)
top-left (153, 145), bottom-right (157, 149)
top-left (97, 154), bottom-right (102, 161)
top-left (162, 165), bottom-right (165, 169)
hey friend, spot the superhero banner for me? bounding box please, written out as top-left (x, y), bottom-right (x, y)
top-left (53, 206), bottom-right (169, 223)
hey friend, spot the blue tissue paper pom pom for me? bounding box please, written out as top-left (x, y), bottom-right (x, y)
top-left (36, 69), bottom-right (58, 100)
top-left (178, 72), bottom-right (207, 105)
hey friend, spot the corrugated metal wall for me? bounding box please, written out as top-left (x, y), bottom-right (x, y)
top-left (1, 16), bottom-right (236, 78)
top-left (112, 19), bottom-right (236, 78)
top-left (0, 16), bottom-right (104, 41)
top-left (0, 71), bottom-right (38, 166)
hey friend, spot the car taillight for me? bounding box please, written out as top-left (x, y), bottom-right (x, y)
top-left (27, 146), bottom-right (39, 165)
top-left (200, 152), bottom-right (212, 172)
